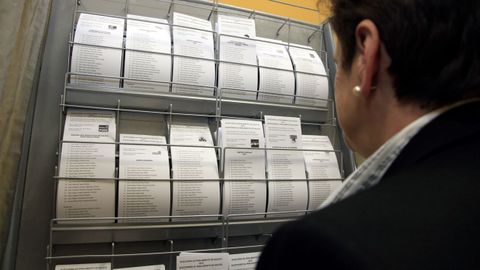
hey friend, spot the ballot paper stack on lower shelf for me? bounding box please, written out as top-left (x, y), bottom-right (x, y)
top-left (117, 113), bottom-right (171, 223)
top-left (169, 116), bottom-right (221, 221)
top-left (220, 119), bottom-right (267, 219)
top-left (56, 109), bottom-right (117, 224)
top-left (263, 115), bottom-right (309, 217)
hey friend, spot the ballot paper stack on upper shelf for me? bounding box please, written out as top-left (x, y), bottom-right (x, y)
top-left (288, 44), bottom-right (329, 107)
top-left (256, 38), bottom-right (295, 104)
top-left (264, 115), bottom-right (308, 217)
top-left (57, 109), bottom-right (116, 224)
top-left (220, 119), bottom-right (267, 220)
top-left (117, 113), bottom-right (170, 223)
top-left (169, 116), bottom-right (220, 221)
top-left (172, 12), bottom-right (215, 97)
top-left (70, 13), bottom-right (124, 87)
top-left (124, 14), bottom-right (172, 92)
top-left (217, 15), bottom-right (258, 100)
top-left (303, 135), bottom-right (342, 210)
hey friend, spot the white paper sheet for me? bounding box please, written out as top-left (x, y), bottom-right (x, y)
top-left (71, 13), bottom-right (124, 87)
top-left (302, 135), bottom-right (342, 210)
top-left (172, 13), bottom-right (215, 96)
top-left (55, 263), bottom-right (111, 270)
top-left (220, 119), bottom-right (266, 219)
top-left (256, 38), bottom-right (294, 104)
top-left (170, 117), bottom-right (220, 221)
top-left (118, 134), bottom-right (170, 222)
top-left (114, 265), bottom-right (165, 270)
top-left (217, 15), bottom-right (258, 100)
top-left (57, 110), bottom-right (116, 223)
top-left (63, 110), bottom-right (117, 143)
top-left (124, 15), bottom-right (171, 92)
top-left (229, 252), bottom-right (260, 270)
top-left (264, 115), bottom-right (308, 216)
top-left (177, 253), bottom-right (229, 270)
top-left (288, 44), bottom-right (329, 107)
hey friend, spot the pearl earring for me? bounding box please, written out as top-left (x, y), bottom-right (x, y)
top-left (352, 86), bottom-right (361, 96)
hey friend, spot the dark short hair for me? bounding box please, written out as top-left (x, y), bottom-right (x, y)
top-left (330, 0), bottom-right (480, 109)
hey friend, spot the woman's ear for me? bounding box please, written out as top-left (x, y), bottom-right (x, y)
top-left (354, 19), bottom-right (380, 97)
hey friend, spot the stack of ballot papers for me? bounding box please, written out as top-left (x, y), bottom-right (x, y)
top-left (172, 13), bottom-right (215, 96)
top-left (57, 110), bottom-right (116, 223)
top-left (170, 117), bottom-right (220, 221)
top-left (115, 265), bottom-right (165, 270)
top-left (55, 264), bottom-right (166, 270)
top-left (55, 263), bottom-right (112, 270)
top-left (288, 44), bottom-right (329, 107)
top-left (264, 115), bottom-right (308, 217)
top-left (176, 251), bottom-right (260, 270)
top-left (118, 113), bottom-right (171, 222)
top-left (70, 13), bottom-right (124, 87)
top-left (303, 135), bottom-right (342, 210)
top-left (118, 134), bottom-right (170, 222)
top-left (256, 38), bottom-right (295, 104)
top-left (217, 15), bottom-right (258, 100)
top-left (220, 119), bottom-right (266, 219)
top-left (124, 14), bottom-right (171, 92)
top-left (177, 252), bottom-right (229, 270)
top-left (228, 252), bottom-right (260, 270)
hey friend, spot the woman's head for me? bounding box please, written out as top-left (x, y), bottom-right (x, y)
top-left (328, 0), bottom-right (480, 157)
top-left (330, 0), bottom-right (480, 109)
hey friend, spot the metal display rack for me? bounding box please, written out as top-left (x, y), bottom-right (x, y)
top-left (9, 0), bottom-right (357, 269)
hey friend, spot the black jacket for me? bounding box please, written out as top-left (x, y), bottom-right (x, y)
top-left (257, 101), bottom-right (480, 270)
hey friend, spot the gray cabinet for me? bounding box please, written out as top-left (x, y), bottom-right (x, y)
top-left (9, 0), bottom-right (356, 269)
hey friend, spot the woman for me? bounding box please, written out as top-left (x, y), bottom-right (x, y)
top-left (257, 0), bottom-right (480, 269)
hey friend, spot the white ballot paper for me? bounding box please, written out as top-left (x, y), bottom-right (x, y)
top-left (217, 15), bottom-right (258, 100)
top-left (303, 135), bottom-right (342, 210)
top-left (229, 252), bottom-right (260, 270)
top-left (221, 119), bottom-right (266, 219)
top-left (124, 15), bottom-right (171, 92)
top-left (170, 117), bottom-right (220, 221)
top-left (56, 263), bottom-right (111, 270)
top-left (57, 110), bottom-right (116, 223)
top-left (288, 44), bottom-right (329, 107)
top-left (256, 38), bottom-right (295, 104)
top-left (172, 13), bottom-right (215, 96)
top-left (177, 252), bottom-right (229, 270)
top-left (264, 115), bottom-right (308, 216)
top-left (71, 13), bottom-right (124, 87)
top-left (118, 134), bottom-right (170, 222)
top-left (114, 265), bottom-right (165, 270)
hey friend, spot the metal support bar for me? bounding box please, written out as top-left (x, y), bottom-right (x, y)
top-left (276, 18), bottom-right (289, 37)
top-left (168, 240), bottom-right (174, 270)
top-left (207, 1), bottom-right (217, 21)
top-left (308, 27), bottom-right (321, 43)
top-left (167, 1), bottom-right (174, 19)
